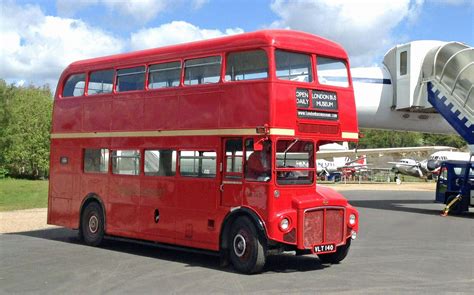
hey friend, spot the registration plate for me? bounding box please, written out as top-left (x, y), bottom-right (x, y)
top-left (313, 244), bottom-right (336, 254)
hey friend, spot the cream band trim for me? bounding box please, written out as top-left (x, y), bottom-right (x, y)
top-left (341, 132), bottom-right (359, 139)
top-left (51, 128), bottom-right (296, 139)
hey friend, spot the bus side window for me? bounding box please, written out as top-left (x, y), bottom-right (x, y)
top-left (148, 61), bottom-right (181, 89)
top-left (111, 150), bottom-right (140, 175)
top-left (62, 73), bottom-right (86, 97)
top-left (144, 150), bottom-right (177, 176)
top-left (88, 69), bottom-right (114, 95)
top-left (179, 151), bottom-right (216, 177)
top-left (84, 148), bottom-right (109, 173)
top-left (184, 56), bottom-right (221, 85)
top-left (116, 66), bottom-right (145, 92)
top-left (225, 50), bottom-right (268, 81)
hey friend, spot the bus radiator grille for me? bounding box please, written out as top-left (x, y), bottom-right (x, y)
top-left (304, 208), bottom-right (345, 248)
top-left (298, 123), bottom-right (339, 134)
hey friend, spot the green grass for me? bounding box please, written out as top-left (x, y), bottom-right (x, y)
top-left (0, 178), bottom-right (49, 211)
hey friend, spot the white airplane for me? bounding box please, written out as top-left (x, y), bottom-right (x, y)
top-left (389, 150), bottom-right (472, 180)
top-left (316, 156), bottom-right (368, 179)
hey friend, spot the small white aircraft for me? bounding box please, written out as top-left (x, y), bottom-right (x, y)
top-left (389, 150), bottom-right (471, 180)
top-left (316, 156), bottom-right (368, 180)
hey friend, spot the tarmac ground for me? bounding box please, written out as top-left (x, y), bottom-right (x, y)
top-left (1, 185), bottom-right (473, 294)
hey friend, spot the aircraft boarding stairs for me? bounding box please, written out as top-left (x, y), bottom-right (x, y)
top-left (422, 42), bottom-right (474, 152)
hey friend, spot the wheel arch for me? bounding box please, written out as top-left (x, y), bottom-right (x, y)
top-left (79, 193), bottom-right (107, 232)
top-left (219, 207), bottom-right (267, 251)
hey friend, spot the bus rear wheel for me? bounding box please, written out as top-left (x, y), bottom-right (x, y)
top-left (80, 202), bottom-right (104, 246)
top-left (229, 217), bottom-right (266, 274)
top-left (318, 239), bottom-right (351, 264)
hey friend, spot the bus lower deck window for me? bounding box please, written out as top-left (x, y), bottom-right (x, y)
top-left (84, 148), bottom-right (109, 173)
top-left (179, 151), bottom-right (216, 177)
top-left (144, 150), bottom-right (177, 176)
top-left (111, 150), bottom-right (140, 175)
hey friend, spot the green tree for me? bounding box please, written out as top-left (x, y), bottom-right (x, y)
top-left (356, 129), bottom-right (424, 148)
top-left (0, 80), bottom-right (53, 178)
top-left (351, 128), bottom-right (467, 150)
top-left (422, 133), bottom-right (466, 149)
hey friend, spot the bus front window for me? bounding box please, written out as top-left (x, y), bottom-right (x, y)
top-left (276, 140), bottom-right (315, 185)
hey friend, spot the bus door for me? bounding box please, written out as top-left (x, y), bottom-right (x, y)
top-left (220, 138), bottom-right (244, 207)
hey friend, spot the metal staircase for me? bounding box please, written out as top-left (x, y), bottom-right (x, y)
top-left (422, 42), bottom-right (474, 150)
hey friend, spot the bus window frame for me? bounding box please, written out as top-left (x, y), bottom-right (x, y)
top-left (177, 149), bottom-right (218, 178)
top-left (61, 72), bottom-right (87, 99)
top-left (86, 68), bottom-right (116, 97)
top-left (314, 54), bottom-right (352, 89)
top-left (223, 48), bottom-right (270, 83)
top-left (183, 54), bottom-right (223, 87)
top-left (110, 149), bottom-right (142, 176)
top-left (274, 137), bottom-right (316, 187)
top-left (274, 48), bottom-right (314, 84)
top-left (146, 60), bottom-right (183, 91)
top-left (143, 148), bottom-right (177, 177)
top-left (115, 64), bottom-right (147, 94)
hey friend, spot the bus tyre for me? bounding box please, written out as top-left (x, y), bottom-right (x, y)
top-left (229, 217), bottom-right (266, 274)
top-left (81, 202), bottom-right (104, 246)
top-left (318, 239), bottom-right (351, 264)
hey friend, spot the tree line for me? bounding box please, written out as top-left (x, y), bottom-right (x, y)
top-left (0, 79), bottom-right (467, 179)
top-left (0, 80), bottom-right (52, 179)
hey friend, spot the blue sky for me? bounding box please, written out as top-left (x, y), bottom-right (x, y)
top-left (1, 0), bottom-right (473, 88)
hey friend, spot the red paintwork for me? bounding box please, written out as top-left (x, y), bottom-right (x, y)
top-left (48, 30), bottom-right (359, 253)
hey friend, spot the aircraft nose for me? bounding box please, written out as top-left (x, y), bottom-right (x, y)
top-left (427, 159), bottom-right (439, 171)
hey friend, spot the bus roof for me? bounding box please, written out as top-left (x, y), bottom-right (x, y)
top-left (66, 30), bottom-right (348, 71)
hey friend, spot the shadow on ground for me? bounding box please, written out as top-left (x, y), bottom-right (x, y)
top-left (350, 198), bottom-right (474, 218)
top-left (7, 228), bottom-right (329, 274)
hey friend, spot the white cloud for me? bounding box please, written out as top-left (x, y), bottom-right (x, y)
top-left (1, 3), bottom-right (242, 89)
top-left (270, 0), bottom-right (425, 65)
top-left (0, 2), bottom-right (125, 89)
top-left (130, 21), bottom-right (243, 51)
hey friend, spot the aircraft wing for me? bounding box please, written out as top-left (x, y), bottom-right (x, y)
top-left (387, 161), bottom-right (419, 167)
top-left (317, 146), bottom-right (455, 158)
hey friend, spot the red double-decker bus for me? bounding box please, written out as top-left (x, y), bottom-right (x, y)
top-left (48, 30), bottom-right (359, 273)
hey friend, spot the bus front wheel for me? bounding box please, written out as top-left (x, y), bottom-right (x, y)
top-left (80, 202), bottom-right (104, 246)
top-left (229, 216), bottom-right (266, 274)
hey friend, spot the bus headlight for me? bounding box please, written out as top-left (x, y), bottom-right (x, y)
top-left (279, 218), bottom-right (290, 231)
top-left (349, 214), bottom-right (356, 226)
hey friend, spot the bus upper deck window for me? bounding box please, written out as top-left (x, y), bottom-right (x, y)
top-left (225, 50), bottom-right (268, 81)
top-left (148, 61), bottom-right (181, 89)
top-left (116, 66), bottom-right (145, 92)
top-left (184, 56), bottom-right (221, 85)
top-left (88, 69), bottom-right (114, 95)
top-left (317, 57), bottom-right (349, 87)
top-left (62, 73), bottom-right (85, 97)
top-left (275, 50), bottom-right (312, 82)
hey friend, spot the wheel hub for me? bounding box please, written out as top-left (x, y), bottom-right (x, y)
top-left (89, 215), bottom-right (99, 233)
top-left (233, 234), bottom-right (246, 257)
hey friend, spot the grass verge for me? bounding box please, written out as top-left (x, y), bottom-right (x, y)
top-left (0, 178), bottom-right (48, 211)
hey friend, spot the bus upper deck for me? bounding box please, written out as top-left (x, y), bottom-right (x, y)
top-left (53, 30), bottom-right (358, 144)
